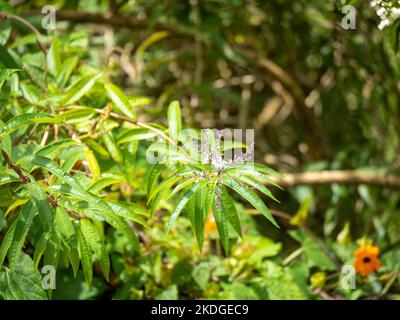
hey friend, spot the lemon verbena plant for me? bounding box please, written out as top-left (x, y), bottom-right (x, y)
top-left (0, 34), bottom-right (279, 295)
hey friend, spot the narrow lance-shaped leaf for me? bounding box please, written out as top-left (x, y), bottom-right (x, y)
top-left (167, 180), bottom-right (209, 232)
top-left (213, 201), bottom-right (230, 255)
top-left (123, 141), bottom-right (138, 186)
top-left (25, 180), bottom-right (54, 232)
top-left (232, 174), bottom-right (280, 203)
top-left (146, 164), bottom-right (164, 197)
top-left (220, 186), bottom-right (242, 237)
top-left (222, 177), bottom-right (279, 228)
top-left (0, 222), bottom-right (17, 269)
top-left (0, 113), bottom-right (61, 142)
top-left (105, 83), bottom-right (136, 120)
top-left (47, 36), bottom-right (61, 76)
top-left (77, 229), bottom-right (93, 286)
top-left (80, 219), bottom-right (110, 280)
top-left (8, 202), bottom-right (35, 272)
top-left (55, 207), bottom-right (76, 249)
top-left (33, 232), bottom-right (51, 270)
top-left (62, 74), bottom-right (102, 106)
top-left (84, 147), bottom-right (101, 180)
top-left (102, 132), bottom-right (123, 164)
top-left (168, 100), bottom-right (182, 142)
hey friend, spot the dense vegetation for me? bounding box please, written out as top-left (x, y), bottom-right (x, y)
top-left (0, 0), bottom-right (400, 300)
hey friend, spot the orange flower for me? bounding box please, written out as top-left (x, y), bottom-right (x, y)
top-left (352, 244), bottom-right (381, 276)
top-left (204, 211), bottom-right (218, 234)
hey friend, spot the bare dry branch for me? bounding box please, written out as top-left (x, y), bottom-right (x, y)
top-left (269, 170), bottom-right (400, 189)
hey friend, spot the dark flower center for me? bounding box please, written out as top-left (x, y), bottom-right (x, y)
top-left (363, 257), bottom-right (371, 263)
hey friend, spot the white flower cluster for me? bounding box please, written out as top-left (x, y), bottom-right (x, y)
top-left (370, 0), bottom-right (400, 29)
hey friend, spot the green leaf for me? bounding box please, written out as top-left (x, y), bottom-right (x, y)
top-left (389, 20), bottom-right (400, 52)
top-left (167, 180), bottom-right (208, 232)
top-left (167, 100), bottom-right (182, 142)
top-left (36, 140), bottom-right (78, 157)
top-left (0, 113), bottom-right (61, 142)
top-left (84, 147), bottom-right (101, 180)
top-left (123, 141), bottom-right (138, 185)
top-left (0, 254), bottom-right (47, 300)
top-left (25, 180), bottom-right (54, 232)
top-left (0, 174), bottom-right (18, 186)
top-left (0, 119), bottom-right (12, 157)
top-left (68, 246), bottom-right (80, 277)
top-left (77, 229), bottom-right (93, 286)
top-left (80, 219), bottom-right (109, 280)
top-left (222, 177), bottom-right (278, 228)
top-left (84, 139), bottom-right (110, 159)
top-left (8, 202), bottom-right (35, 272)
top-left (187, 184), bottom-right (214, 252)
top-left (0, 44), bottom-right (19, 69)
top-left (62, 74), bottom-right (102, 106)
top-left (148, 168), bottom-right (200, 202)
top-left (117, 128), bottom-right (157, 144)
top-left (0, 222), bottom-right (16, 268)
top-left (43, 234), bottom-right (60, 273)
top-left (192, 262), bottom-right (210, 290)
top-left (88, 177), bottom-right (124, 193)
top-left (213, 200), bottom-right (230, 255)
top-left (55, 207), bottom-right (75, 248)
top-left (4, 198), bottom-right (29, 217)
top-left (220, 187), bottom-right (242, 237)
top-left (226, 163), bottom-right (281, 177)
top-left (18, 155), bottom-right (83, 190)
top-left (106, 201), bottom-right (148, 227)
top-left (61, 107), bottom-right (97, 123)
top-left (146, 164), bottom-right (164, 198)
top-left (105, 83), bottom-right (136, 120)
top-left (102, 132), bottom-right (123, 164)
top-left (47, 36), bottom-right (61, 76)
top-left (233, 174), bottom-right (280, 202)
top-left (33, 231), bottom-right (50, 270)
top-left (56, 56), bottom-right (79, 87)
top-left (0, 68), bottom-right (20, 90)
top-left (49, 184), bottom-right (140, 248)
